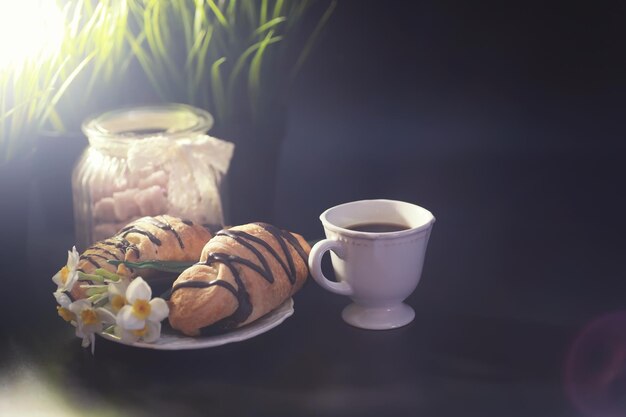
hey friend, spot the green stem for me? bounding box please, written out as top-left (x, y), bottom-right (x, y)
top-left (107, 259), bottom-right (196, 273)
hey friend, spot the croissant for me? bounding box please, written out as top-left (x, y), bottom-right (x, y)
top-left (70, 215), bottom-right (216, 300)
top-left (167, 223), bottom-right (310, 336)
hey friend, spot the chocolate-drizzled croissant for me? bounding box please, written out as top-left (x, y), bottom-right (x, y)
top-left (167, 223), bottom-right (310, 336)
top-left (70, 215), bottom-right (215, 300)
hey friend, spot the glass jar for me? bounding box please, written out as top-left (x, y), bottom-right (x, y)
top-left (72, 104), bottom-right (234, 249)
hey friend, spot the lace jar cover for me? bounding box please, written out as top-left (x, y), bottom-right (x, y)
top-left (72, 104), bottom-right (234, 249)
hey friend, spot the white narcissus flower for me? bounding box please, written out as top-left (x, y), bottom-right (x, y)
top-left (116, 277), bottom-right (169, 343)
top-left (53, 291), bottom-right (76, 325)
top-left (52, 246), bottom-right (80, 292)
top-left (114, 320), bottom-right (162, 344)
top-left (69, 299), bottom-right (116, 354)
top-left (107, 278), bottom-right (131, 313)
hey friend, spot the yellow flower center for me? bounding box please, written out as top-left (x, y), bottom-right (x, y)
top-left (80, 309), bottom-right (98, 325)
top-left (60, 266), bottom-right (69, 284)
top-left (57, 306), bottom-right (75, 322)
top-left (132, 325), bottom-right (149, 337)
top-left (111, 295), bottom-right (126, 312)
top-left (132, 299), bottom-right (151, 320)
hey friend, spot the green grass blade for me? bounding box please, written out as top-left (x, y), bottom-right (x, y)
top-left (207, 0), bottom-right (229, 27)
top-left (290, 0), bottom-right (337, 81)
top-left (259, 0), bottom-right (268, 25)
top-left (253, 16), bottom-right (286, 38)
top-left (193, 0), bottom-right (207, 39)
top-left (241, 0), bottom-right (257, 29)
top-left (272, 0), bottom-right (284, 19)
top-left (185, 28), bottom-right (208, 70)
top-left (194, 26), bottom-right (214, 88)
top-left (248, 30), bottom-right (275, 112)
top-left (227, 34), bottom-right (283, 97)
top-left (46, 108), bottom-right (65, 132)
top-left (226, 0), bottom-right (237, 21)
top-left (126, 32), bottom-right (168, 100)
top-left (211, 56), bottom-right (227, 120)
top-left (175, 0), bottom-right (193, 50)
top-left (41, 52), bottom-right (96, 128)
top-left (287, 0), bottom-right (311, 30)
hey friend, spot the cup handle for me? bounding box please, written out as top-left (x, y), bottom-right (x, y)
top-left (308, 239), bottom-right (353, 296)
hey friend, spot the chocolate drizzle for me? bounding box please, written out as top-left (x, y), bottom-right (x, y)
top-left (146, 216), bottom-right (185, 249)
top-left (79, 255), bottom-right (101, 268)
top-left (116, 216), bottom-right (193, 249)
top-left (119, 226), bottom-right (162, 246)
top-left (100, 238), bottom-right (140, 258)
top-left (168, 223), bottom-right (308, 333)
top-left (96, 247), bottom-right (120, 260)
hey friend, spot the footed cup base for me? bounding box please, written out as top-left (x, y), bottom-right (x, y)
top-left (341, 303), bottom-right (415, 330)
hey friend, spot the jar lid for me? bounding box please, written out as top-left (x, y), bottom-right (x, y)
top-left (82, 103), bottom-right (214, 140)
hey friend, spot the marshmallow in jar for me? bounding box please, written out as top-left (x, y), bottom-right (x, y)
top-left (72, 104), bottom-right (234, 249)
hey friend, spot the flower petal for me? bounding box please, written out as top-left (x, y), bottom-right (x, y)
top-left (81, 335), bottom-right (91, 348)
top-left (53, 291), bottom-right (71, 308)
top-left (108, 279), bottom-right (129, 298)
top-left (148, 298), bottom-right (169, 322)
top-left (126, 277), bottom-right (151, 304)
top-left (142, 321), bottom-right (162, 343)
top-left (69, 299), bottom-right (91, 315)
top-left (117, 305), bottom-right (145, 330)
top-left (96, 307), bottom-right (117, 326)
top-left (116, 326), bottom-right (140, 344)
top-left (68, 246), bottom-right (80, 270)
top-left (52, 270), bottom-right (63, 287)
top-left (64, 270), bottom-right (79, 291)
top-left (82, 322), bottom-right (103, 335)
top-left (108, 282), bottom-right (121, 297)
top-left (75, 326), bottom-right (85, 338)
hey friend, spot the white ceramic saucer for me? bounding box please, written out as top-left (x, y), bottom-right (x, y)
top-left (97, 298), bottom-right (294, 350)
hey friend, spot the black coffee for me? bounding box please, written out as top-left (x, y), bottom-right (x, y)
top-left (346, 222), bottom-right (410, 233)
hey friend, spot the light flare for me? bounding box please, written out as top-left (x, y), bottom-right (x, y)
top-left (0, 0), bottom-right (65, 70)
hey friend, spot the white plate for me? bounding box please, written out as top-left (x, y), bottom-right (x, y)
top-left (97, 298), bottom-right (294, 350)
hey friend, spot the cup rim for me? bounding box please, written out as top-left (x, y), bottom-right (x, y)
top-left (319, 199), bottom-right (435, 239)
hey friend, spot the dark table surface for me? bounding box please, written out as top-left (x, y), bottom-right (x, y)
top-left (3, 148), bottom-right (626, 417)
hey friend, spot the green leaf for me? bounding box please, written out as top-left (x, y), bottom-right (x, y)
top-left (107, 259), bottom-right (196, 273)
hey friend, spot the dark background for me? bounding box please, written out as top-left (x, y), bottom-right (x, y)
top-left (276, 0), bottom-right (626, 324)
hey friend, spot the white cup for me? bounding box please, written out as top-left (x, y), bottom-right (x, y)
top-left (308, 199), bottom-right (435, 330)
